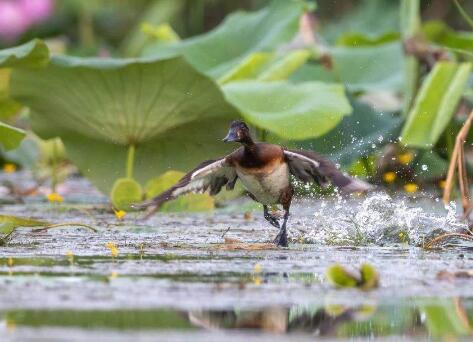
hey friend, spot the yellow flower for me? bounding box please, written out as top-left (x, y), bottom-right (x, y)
top-left (382, 171), bottom-right (396, 183)
top-left (398, 152), bottom-right (414, 165)
top-left (253, 263), bottom-right (263, 273)
top-left (114, 210), bottom-right (126, 220)
top-left (3, 163), bottom-right (16, 174)
top-left (404, 183), bottom-right (418, 193)
top-left (47, 192), bottom-right (64, 203)
top-left (6, 319), bottom-right (16, 332)
top-left (439, 180), bottom-right (446, 189)
top-left (109, 271), bottom-right (118, 280)
top-left (106, 242), bottom-right (118, 257)
top-left (253, 276), bottom-right (262, 286)
top-left (65, 251), bottom-right (74, 264)
top-left (7, 257), bottom-right (13, 267)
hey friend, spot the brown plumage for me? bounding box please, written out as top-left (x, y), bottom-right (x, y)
top-left (133, 120), bottom-right (373, 246)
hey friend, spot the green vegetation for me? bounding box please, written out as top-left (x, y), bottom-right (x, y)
top-left (0, 0), bottom-right (472, 207)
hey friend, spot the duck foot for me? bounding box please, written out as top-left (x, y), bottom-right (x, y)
top-left (273, 228), bottom-right (288, 247)
top-left (265, 214), bottom-right (280, 229)
top-left (263, 205), bottom-right (280, 228)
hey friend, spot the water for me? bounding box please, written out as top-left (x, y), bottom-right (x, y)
top-left (1, 174), bottom-right (473, 340)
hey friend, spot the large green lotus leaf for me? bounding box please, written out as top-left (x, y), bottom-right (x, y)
top-left (142, 0), bottom-right (306, 79)
top-left (322, 0), bottom-right (399, 44)
top-left (330, 42), bottom-right (404, 92)
top-left (0, 39), bottom-right (49, 69)
top-left (422, 21), bottom-right (473, 52)
top-left (0, 122), bottom-right (26, 151)
top-left (49, 118), bottom-right (233, 193)
top-left (222, 80), bottom-right (352, 140)
top-left (8, 55), bottom-right (238, 193)
top-left (11, 55), bottom-right (238, 145)
top-left (218, 50), bottom-right (310, 84)
top-left (401, 62), bottom-right (472, 148)
top-left (295, 99), bottom-right (401, 166)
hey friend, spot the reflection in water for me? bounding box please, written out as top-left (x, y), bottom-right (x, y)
top-left (1, 298), bottom-right (472, 338)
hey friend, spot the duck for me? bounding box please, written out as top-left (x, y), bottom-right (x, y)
top-left (133, 120), bottom-right (372, 247)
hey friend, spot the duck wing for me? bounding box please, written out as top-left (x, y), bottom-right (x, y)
top-left (283, 149), bottom-right (373, 192)
top-left (133, 158), bottom-right (237, 217)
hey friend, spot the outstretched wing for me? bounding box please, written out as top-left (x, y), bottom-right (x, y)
top-left (132, 158), bottom-right (237, 216)
top-left (284, 149), bottom-right (373, 192)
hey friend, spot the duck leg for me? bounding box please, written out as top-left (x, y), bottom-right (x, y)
top-left (274, 203), bottom-right (290, 247)
top-left (263, 205), bottom-right (280, 228)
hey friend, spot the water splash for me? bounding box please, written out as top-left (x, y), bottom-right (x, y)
top-left (292, 192), bottom-right (467, 246)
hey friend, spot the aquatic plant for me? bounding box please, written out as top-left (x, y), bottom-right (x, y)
top-left (325, 263), bottom-right (379, 290)
top-left (0, 1), bottom-right (353, 206)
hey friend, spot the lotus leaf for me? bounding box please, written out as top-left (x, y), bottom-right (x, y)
top-left (325, 264), bottom-right (359, 288)
top-left (3, 42), bottom-right (353, 193)
top-left (401, 62), bottom-right (472, 148)
top-left (330, 42), bottom-right (405, 92)
top-left (0, 122), bottom-right (26, 151)
top-left (222, 80), bottom-right (352, 140)
top-left (110, 178), bottom-right (143, 211)
top-left (296, 99), bottom-right (401, 166)
top-left (142, 0), bottom-right (306, 79)
top-left (0, 39), bottom-right (49, 69)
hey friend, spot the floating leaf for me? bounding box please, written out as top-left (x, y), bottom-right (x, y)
top-left (111, 178), bottom-right (143, 211)
top-left (0, 215), bottom-right (48, 245)
top-left (326, 263), bottom-right (379, 290)
top-left (145, 171), bottom-right (214, 212)
top-left (326, 264), bottom-right (359, 288)
top-left (142, 0), bottom-right (305, 79)
top-left (400, 62), bottom-right (472, 148)
top-left (359, 263), bottom-right (379, 290)
top-left (222, 80), bottom-right (352, 140)
top-left (0, 122), bottom-right (26, 151)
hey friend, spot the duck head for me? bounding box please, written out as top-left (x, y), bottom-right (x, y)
top-left (223, 120), bottom-right (253, 144)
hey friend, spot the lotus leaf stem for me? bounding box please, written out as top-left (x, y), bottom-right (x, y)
top-left (32, 223), bottom-right (98, 233)
top-left (126, 144), bottom-right (136, 179)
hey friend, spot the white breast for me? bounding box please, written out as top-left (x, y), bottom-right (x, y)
top-left (237, 163), bottom-right (290, 205)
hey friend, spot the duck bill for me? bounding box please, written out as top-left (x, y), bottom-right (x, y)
top-left (223, 129), bottom-right (239, 142)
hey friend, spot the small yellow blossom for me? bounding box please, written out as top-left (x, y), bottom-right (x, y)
top-left (114, 210), bottom-right (126, 220)
top-left (439, 180), bottom-right (446, 189)
top-left (109, 271), bottom-right (118, 280)
top-left (398, 232), bottom-right (408, 243)
top-left (253, 276), bottom-right (262, 286)
top-left (106, 242), bottom-right (118, 258)
top-left (382, 171), bottom-right (397, 183)
top-left (3, 163), bottom-right (16, 174)
top-left (65, 251), bottom-right (74, 264)
top-left (253, 263), bottom-right (263, 273)
top-left (404, 183), bottom-right (418, 193)
top-left (398, 152), bottom-right (414, 165)
top-left (6, 319), bottom-right (16, 333)
top-left (7, 257), bottom-right (13, 267)
top-left (47, 192), bottom-right (64, 203)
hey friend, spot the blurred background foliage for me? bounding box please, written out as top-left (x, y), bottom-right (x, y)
top-left (0, 0), bottom-right (472, 210)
